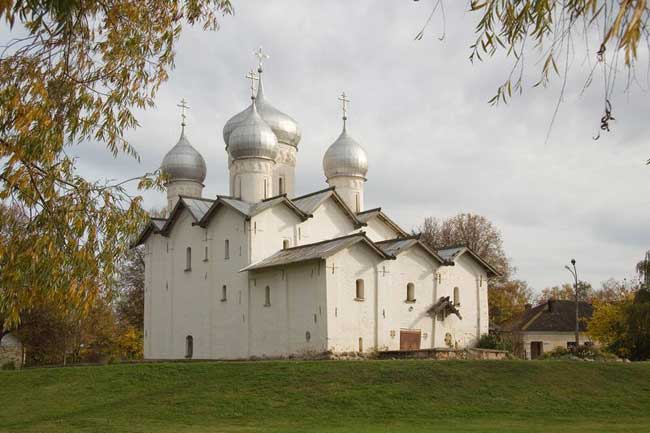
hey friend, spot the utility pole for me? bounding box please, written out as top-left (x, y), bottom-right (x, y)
top-left (565, 259), bottom-right (579, 348)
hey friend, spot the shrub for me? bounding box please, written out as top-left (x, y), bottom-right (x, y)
top-left (1, 361), bottom-right (16, 371)
top-left (476, 334), bottom-right (512, 352)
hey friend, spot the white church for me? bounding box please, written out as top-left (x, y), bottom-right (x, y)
top-left (136, 49), bottom-right (499, 360)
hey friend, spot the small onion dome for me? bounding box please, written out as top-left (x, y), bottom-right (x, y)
top-left (228, 101), bottom-right (278, 161)
top-left (323, 127), bottom-right (368, 180)
top-left (222, 104), bottom-right (252, 147)
top-left (255, 77), bottom-right (301, 147)
top-left (161, 130), bottom-right (207, 183)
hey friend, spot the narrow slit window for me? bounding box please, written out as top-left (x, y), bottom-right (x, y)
top-left (283, 239), bottom-right (290, 249)
top-left (279, 177), bottom-right (284, 195)
top-left (264, 286), bottom-right (271, 306)
top-left (185, 247), bottom-right (192, 271)
top-left (263, 178), bottom-right (268, 199)
top-left (204, 246), bottom-right (208, 262)
top-left (185, 335), bottom-right (193, 359)
top-left (453, 286), bottom-right (460, 306)
top-left (406, 282), bottom-right (415, 302)
top-left (355, 279), bottom-right (365, 300)
top-left (355, 193), bottom-right (360, 212)
top-left (221, 285), bottom-right (227, 302)
top-left (224, 239), bottom-right (230, 260)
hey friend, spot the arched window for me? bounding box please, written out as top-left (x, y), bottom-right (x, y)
top-left (278, 177), bottom-right (285, 195)
top-left (453, 286), bottom-right (460, 306)
top-left (355, 279), bottom-right (365, 300)
top-left (282, 239), bottom-right (290, 249)
top-left (185, 247), bottom-right (192, 271)
top-left (185, 335), bottom-right (193, 359)
top-left (224, 239), bottom-right (230, 260)
top-left (221, 285), bottom-right (227, 302)
top-left (264, 286), bottom-right (271, 306)
top-left (406, 282), bottom-right (415, 302)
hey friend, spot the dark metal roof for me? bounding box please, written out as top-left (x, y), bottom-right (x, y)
top-left (501, 300), bottom-right (594, 333)
top-left (436, 246), bottom-right (501, 277)
top-left (376, 236), bottom-right (445, 264)
top-left (356, 208), bottom-right (408, 237)
top-left (241, 232), bottom-right (392, 272)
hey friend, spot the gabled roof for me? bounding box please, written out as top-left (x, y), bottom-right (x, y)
top-left (437, 245), bottom-right (501, 277)
top-left (376, 235), bottom-right (445, 264)
top-left (292, 187), bottom-right (365, 228)
top-left (501, 300), bottom-right (594, 333)
top-left (241, 232), bottom-right (392, 272)
top-left (133, 217), bottom-right (167, 247)
top-left (356, 207), bottom-right (408, 237)
top-left (197, 194), bottom-right (309, 227)
top-left (159, 196), bottom-right (215, 235)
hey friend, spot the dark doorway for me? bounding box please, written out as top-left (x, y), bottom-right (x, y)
top-left (400, 329), bottom-right (421, 351)
top-left (530, 341), bottom-right (543, 359)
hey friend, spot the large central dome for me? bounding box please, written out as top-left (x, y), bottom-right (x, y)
top-left (223, 71), bottom-right (301, 149)
top-left (227, 101), bottom-right (279, 161)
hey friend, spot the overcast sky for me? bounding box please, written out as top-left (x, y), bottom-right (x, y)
top-left (69, 1), bottom-right (649, 292)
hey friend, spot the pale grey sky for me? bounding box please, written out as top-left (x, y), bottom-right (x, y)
top-left (70, 1), bottom-right (649, 292)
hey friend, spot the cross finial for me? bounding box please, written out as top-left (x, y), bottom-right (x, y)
top-left (338, 91), bottom-right (350, 129)
top-left (177, 98), bottom-right (189, 131)
top-left (245, 69), bottom-right (259, 100)
top-left (253, 46), bottom-right (269, 73)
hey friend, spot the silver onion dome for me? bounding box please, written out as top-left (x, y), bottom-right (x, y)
top-left (255, 77), bottom-right (301, 147)
top-left (228, 101), bottom-right (279, 160)
top-left (323, 127), bottom-right (368, 179)
top-left (222, 73), bottom-right (301, 148)
top-left (161, 130), bottom-right (207, 183)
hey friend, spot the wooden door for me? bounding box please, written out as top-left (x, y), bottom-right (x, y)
top-left (400, 329), bottom-right (421, 351)
top-left (530, 341), bottom-right (543, 359)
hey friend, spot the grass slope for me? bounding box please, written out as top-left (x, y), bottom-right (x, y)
top-left (1, 360), bottom-right (650, 433)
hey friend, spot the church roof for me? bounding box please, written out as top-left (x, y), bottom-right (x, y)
top-left (437, 245), bottom-right (501, 277)
top-left (291, 187), bottom-right (365, 228)
top-left (500, 300), bottom-right (593, 333)
top-left (132, 217), bottom-right (167, 247)
top-left (356, 207), bottom-right (408, 237)
top-left (199, 194), bottom-right (309, 226)
top-left (241, 232), bottom-right (392, 272)
top-left (376, 236), bottom-right (445, 264)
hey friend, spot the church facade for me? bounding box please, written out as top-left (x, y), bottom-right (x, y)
top-left (136, 52), bottom-right (499, 360)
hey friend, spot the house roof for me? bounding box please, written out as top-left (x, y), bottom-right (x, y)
top-left (437, 245), bottom-right (501, 277)
top-left (241, 232), bottom-right (392, 272)
top-left (376, 236), bottom-right (445, 264)
top-left (501, 300), bottom-right (594, 333)
top-left (356, 207), bottom-right (408, 237)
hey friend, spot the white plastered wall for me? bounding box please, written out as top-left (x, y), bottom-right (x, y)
top-left (247, 261), bottom-right (327, 357)
top-left (297, 197), bottom-right (356, 246)
top-left (361, 216), bottom-right (401, 242)
top-left (521, 332), bottom-right (595, 359)
top-left (433, 254), bottom-right (489, 349)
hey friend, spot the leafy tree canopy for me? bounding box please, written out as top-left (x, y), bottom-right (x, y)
top-left (0, 0), bottom-right (232, 331)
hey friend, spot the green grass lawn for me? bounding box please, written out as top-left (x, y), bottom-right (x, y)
top-left (1, 360), bottom-right (650, 433)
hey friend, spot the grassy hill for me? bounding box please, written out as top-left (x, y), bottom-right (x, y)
top-left (1, 360), bottom-right (650, 433)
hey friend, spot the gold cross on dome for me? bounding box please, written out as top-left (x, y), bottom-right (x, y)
top-left (253, 46), bottom-right (270, 71)
top-left (245, 69), bottom-right (259, 98)
top-left (177, 98), bottom-right (189, 127)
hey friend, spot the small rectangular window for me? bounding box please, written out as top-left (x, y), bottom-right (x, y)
top-left (203, 246), bottom-right (208, 262)
top-left (224, 239), bottom-right (230, 260)
top-left (221, 285), bottom-right (227, 302)
top-left (355, 279), bottom-right (365, 301)
top-left (264, 286), bottom-right (271, 306)
top-left (279, 177), bottom-right (285, 195)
